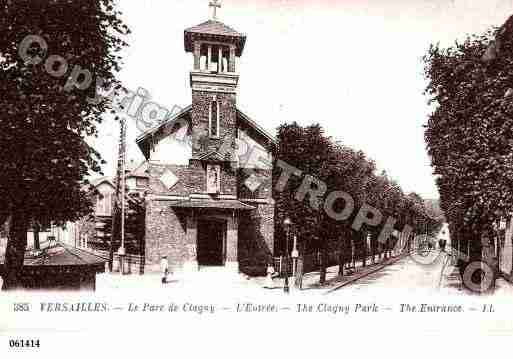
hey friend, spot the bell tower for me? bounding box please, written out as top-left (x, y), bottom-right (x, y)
top-left (184, 0), bottom-right (246, 159)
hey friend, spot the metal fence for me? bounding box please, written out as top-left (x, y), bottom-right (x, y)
top-left (89, 249), bottom-right (145, 275)
top-left (273, 251), bottom-right (341, 277)
top-left (272, 247), bottom-right (405, 277)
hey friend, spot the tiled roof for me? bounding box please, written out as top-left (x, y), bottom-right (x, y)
top-left (89, 176), bottom-right (114, 188)
top-left (185, 19), bottom-right (244, 38)
top-left (184, 20), bottom-right (246, 56)
top-left (28, 248), bottom-right (105, 266)
top-left (85, 161), bottom-right (148, 192)
top-left (0, 242), bottom-right (107, 267)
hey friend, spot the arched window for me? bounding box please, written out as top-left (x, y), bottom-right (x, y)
top-left (209, 100), bottom-right (219, 138)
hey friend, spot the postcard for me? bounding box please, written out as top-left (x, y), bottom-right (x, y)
top-left (2, 1), bottom-right (513, 357)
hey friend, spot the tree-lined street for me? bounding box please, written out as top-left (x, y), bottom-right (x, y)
top-left (326, 250), bottom-right (513, 296)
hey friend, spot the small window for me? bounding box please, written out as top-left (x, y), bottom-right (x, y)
top-left (209, 100), bottom-right (219, 138)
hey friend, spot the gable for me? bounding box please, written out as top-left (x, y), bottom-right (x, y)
top-left (136, 105), bottom-right (276, 168)
top-left (87, 177), bottom-right (114, 191)
top-left (236, 108), bottom-right (276, 149)
top-left (237, 124), bottom-right (272, 170)
top-left (148, 117), bottom-right (193, 165)
top-left (136, 106), bottom-right (192, 159)
top-left (96, 181), bottom-right (115, 195)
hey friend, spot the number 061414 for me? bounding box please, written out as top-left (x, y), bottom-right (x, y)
top-left (9, 339), bottom-right (40, 348)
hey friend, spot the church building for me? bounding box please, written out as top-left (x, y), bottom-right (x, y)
top-left (136, 2), bottom-right (276, 274)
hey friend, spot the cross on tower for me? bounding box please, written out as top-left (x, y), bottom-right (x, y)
top-left (209, 0), bottom-right (221, 20)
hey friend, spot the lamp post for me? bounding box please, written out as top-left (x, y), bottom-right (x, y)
top-left (283, 217), bottom-right (292, 294)
top-left (291, 234), bottom-right (299, 289)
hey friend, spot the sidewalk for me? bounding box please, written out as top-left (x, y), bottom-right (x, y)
top-left (438, 258), bottom-right (466, 294)
top-left (92, 253), bottom-right (407, 295)
top-left (439, 256), bottom-right (513, 295)
top-left (298, 253), bottom-right (408, 294)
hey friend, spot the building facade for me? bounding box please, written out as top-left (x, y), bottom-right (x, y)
top-left (136, 12), bottom-right (275, 274)
top-left (68, 161), bottom-right (149, 252)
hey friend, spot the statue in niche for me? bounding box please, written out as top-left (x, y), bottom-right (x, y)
top-left (206, 164), bottom-right (220, 193)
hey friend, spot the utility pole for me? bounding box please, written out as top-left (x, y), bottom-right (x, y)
top-left (110, 117), bottom-right (127, 273)
top-left (120, 117), bottom-right (126, 256)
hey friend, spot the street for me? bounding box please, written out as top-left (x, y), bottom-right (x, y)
top-left (327, 250), bottom-right (513, 296)
top-left (327, 251), bottom-right (448, 295)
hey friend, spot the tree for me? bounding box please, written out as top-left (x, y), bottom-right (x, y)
top-left (0, 0), bottom-right (129, 290)
top-left (275, 121), bottom-right (438, 284)
top-left (424, 14), bottom-right (513, 273)
top-left (103, 191), bottom-right (146, 255)
top-left (274, 123), bottom-right (332, 282)
top-left (325, 146), bottom-right (374, 274)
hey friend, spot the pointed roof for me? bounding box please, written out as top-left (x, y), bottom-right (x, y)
top-left (184, 20), bottom-right (246, 56)
top-left (89, 176), bottom-right (114, 189)
top-left (135, 105), bottom-right (276, 159)
top-left (0, 241), bottom-right (107, 267)
top-left (185, 19), bottom-right (243, 37)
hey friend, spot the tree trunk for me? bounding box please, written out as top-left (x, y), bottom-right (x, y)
top-left (2, 211), bottom-right (29, 291)
top-left (351, 235), bottom-right (356, 268)
top-left (338, 241), bottom-right (345, 276)
top-left (362, 233), bottom-right (367, 267)
top-left (369, 233), bottom-right (374, 264)
top-left (319, 250), bottom-right (326, 285)
top-left (33, 222), bottom-right (40, 250)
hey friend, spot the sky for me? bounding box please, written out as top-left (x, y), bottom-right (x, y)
top-left (91, 0), bottom-right (513, 199)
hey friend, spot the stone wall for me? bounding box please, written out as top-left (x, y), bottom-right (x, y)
top-left (142, 88), bottom-right (276, 275)
top-left (144, 199), bottom-right (188, 270)
top-left (148, 161), bottom-right (237, 197)
top-left (238, 202), bottom-right (274, 275)
top-left (191, 91), bottom-right (237, 158)
top-left (238, 168), bottom-right (272, 200)
top-left (148, 163), bottom-right (203, 196)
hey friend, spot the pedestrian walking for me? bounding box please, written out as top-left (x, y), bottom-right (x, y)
top-left (160, 255), bottom-right (169, 284)
top-left (264, 262), bottom-right (275, 288)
